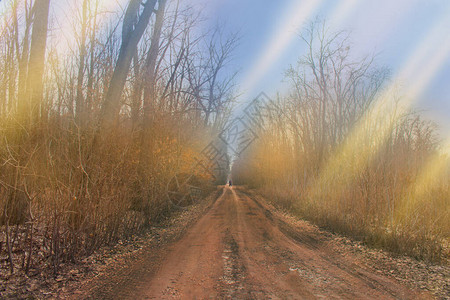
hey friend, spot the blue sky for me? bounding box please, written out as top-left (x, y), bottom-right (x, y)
top-left (195, 0), bottom-right (450, 138)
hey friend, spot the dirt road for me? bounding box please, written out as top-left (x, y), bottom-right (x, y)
top-left (80, 187), bottom-right (431, 299)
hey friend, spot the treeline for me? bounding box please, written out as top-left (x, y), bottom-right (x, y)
top-left (233, 22), bottom-right (449, 262)
top-left (0, 0), bottom-right (236, 274)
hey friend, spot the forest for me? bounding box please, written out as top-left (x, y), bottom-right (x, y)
top-left (0, 0), bottom-right (237, 275)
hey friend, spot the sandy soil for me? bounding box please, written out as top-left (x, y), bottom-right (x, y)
top-left (72, 186), bottom-right (434, 299)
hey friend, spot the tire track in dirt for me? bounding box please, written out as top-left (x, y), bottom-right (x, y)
top-left (140, 188), bottom-right (229, 299)
top-left (232, 189), bottom-right (428, 299)
top-left (218, 229), bottom-right (247, 298)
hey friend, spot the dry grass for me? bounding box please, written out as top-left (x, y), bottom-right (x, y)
top-left (0, 115), bottom-right (215, 276)
top-left (235, 124), bottom-right (449, 263)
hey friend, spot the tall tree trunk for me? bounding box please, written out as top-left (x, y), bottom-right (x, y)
top-left (85, 0), bottom-right (99, 120)
top-left (26, 0), bottom-right (50, 125)
top-left (139, 0), bottom-right (166, 180)
top-left (97, 0), bottom-right (158, 130)
top-left (142, 0), bottom-right (166, 131)
top-left (16, 0), bottom-right (32, 118)
top-left (75, 0), bottom-right (89, 123)
top-left (130, 50), bottom-right (142, 131)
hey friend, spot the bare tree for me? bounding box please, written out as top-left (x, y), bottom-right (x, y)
top-left (98, 0), bottom-right (158, 130)
top-left (74, 0), bottom-right (89, 123)
top-left (185, 27), bottom-right (239, 129)
top-left (285, 20), bottom-right (388, 168)
top-left (142, 0), bottom-right (166, 131)
top-left (25, 0), bottom-right (51, 124)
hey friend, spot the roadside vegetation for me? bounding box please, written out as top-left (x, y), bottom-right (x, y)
top-left (0, 0), bottom-right (236, 276)
top-left (232, 21), bottom-right (449, 263)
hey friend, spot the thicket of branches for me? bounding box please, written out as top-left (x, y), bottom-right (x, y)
top-left (233, 21), bottom-right (449, 262)
top-left (0, 0), bottom-right (237, 275)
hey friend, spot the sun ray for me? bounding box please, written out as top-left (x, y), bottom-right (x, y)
top-left (309, 9), bottom-right (450, 199)
top-left (328, 0), bottom-right (360, 29)
top-left (236, 0), bottom-right (373, 115)
top-left (238, 0), bottom-right (324, 103)
top-left (392, 137), bottom-right (450, 229)
top-left (412, 139), bottom-right (450, 198)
